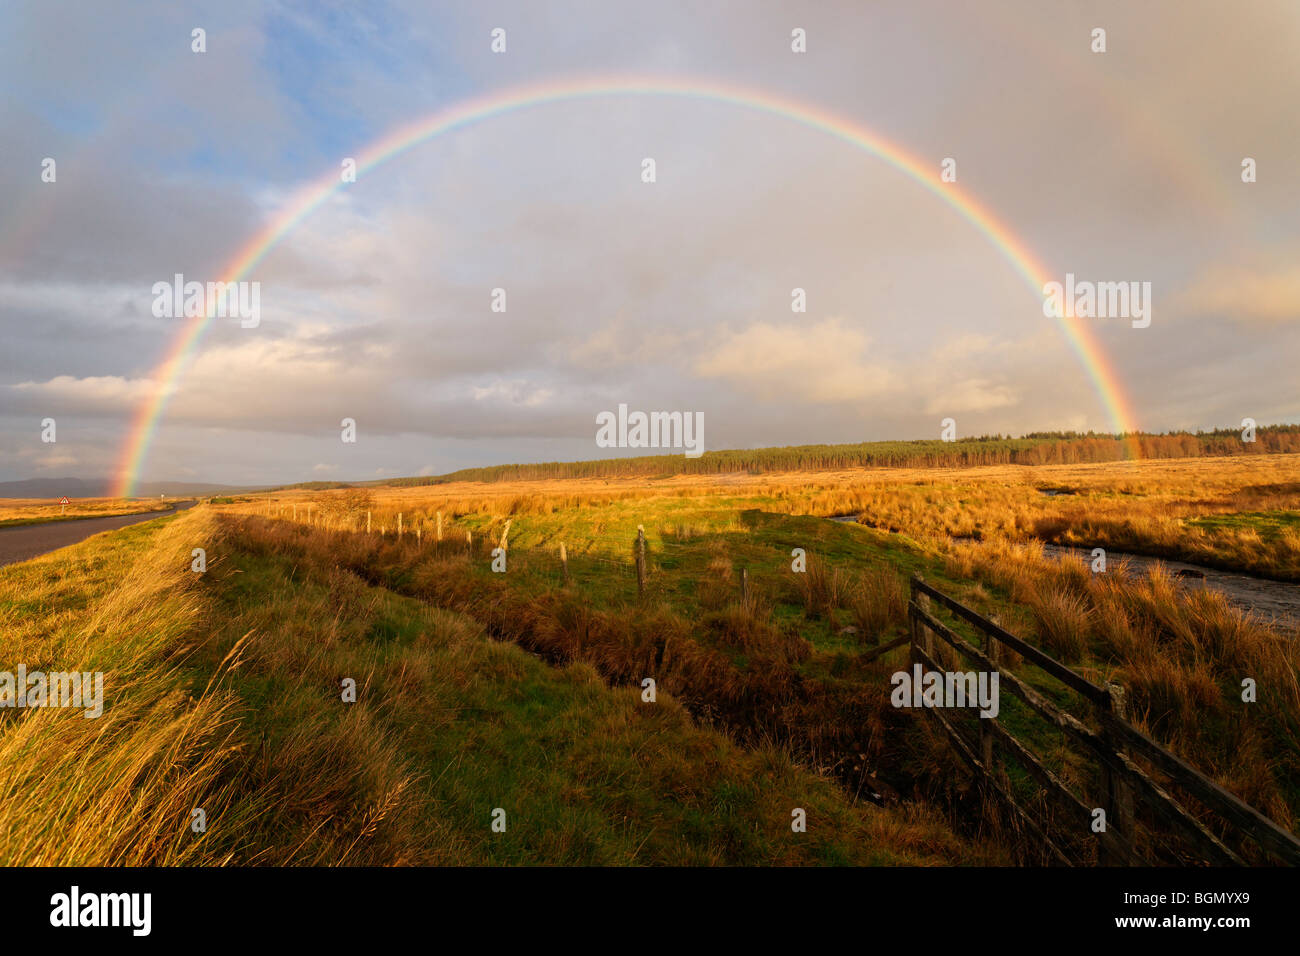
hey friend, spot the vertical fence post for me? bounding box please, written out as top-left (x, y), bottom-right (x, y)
top-left (560, 542), bottom-right (569, 587)
top-left (980, 616), bottom-right (1001, 772)
top-left (740, 567), bottom-right (749, 608)
top-left (908, 577), bottom-right (919, 665)
top-left (1099, 682), bottom-right (1136, 865)
top-left (417, 526), bottom-right (422, 545)
top-left (436, 510), bottom-right (443, 543)
top-left (397, 513), bottom-right (403, 538)
top-left (366, 511), bottom-right (371, 534)
top-left (914, 575), bottom-right (933, 660)
top-left (466, 531), bottom-right (472, 557)
top-left (635, 526), bottom-right (647, 598)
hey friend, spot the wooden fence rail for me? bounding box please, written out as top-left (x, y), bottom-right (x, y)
top-left (908, 574), bottom-right (1300, 867)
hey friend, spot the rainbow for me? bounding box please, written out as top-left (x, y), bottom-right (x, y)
top-left (112, 74), bottom-right (1142, 497)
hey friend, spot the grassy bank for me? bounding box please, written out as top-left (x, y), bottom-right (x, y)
top-left (0, 505), bottom-right (979, 865)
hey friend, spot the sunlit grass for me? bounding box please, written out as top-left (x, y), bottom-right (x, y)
top-left (0, 505), bottom-right (981, 865)
top-left (0, 497), bottom-right (172, 528)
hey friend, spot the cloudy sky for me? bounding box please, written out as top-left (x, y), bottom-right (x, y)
top-left (1, 0), bottom-right (1297, 487)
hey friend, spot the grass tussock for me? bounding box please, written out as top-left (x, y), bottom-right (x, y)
top-left (847, 568), bottom-right (909, 645)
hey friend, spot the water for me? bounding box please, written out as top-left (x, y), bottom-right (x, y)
top-left (1040, 542), bottom-right (1300, 629)
top-left (826, 514), bottom-right (1300, 630)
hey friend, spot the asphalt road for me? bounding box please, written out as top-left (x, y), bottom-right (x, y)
top-left (0, 500), bottom-right (195, 569)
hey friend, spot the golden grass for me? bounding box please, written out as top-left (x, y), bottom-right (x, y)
top-left (0, 497), bottom-right (172, 526)
top-left (848, 568), bottom-right (909, 645)
top-left (0, 505), bottom-right (992, 865)
top-left (231, 454), bottom-right (1300, 579)
top-left (946, 537), bottom-right (1300, 831)
top-left (0, 511), bottom-right (254, 864)
top-left (204, 452), bottom-right (1300, 860)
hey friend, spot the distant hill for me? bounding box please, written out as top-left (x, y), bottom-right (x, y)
top-left (0, 477), bottom-right (258, 499)
top-left (9, 424), bottom-right (1297, 498)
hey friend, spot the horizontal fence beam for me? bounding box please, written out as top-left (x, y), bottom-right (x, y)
top-left (911, 576), bottom-right (1107, 703)
top-left (911, 642), bottom-right (1073, 866)
top-left (986, 719), bottom-right (1094, 834)
top-left (859, 634), bottom-right (910, 663)
top-left (909, 583), bottom-right (1300, 866)
top-left (1099, 712), bottom-right (1300, 865)
top-left (910, 601), bottom-right (1106, 755)
top-left (915, 600), bottom-right (1247, 864)
top-left (1108, 745), bottom-right (1244, 865)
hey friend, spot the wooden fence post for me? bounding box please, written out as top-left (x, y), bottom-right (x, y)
top-left (436, 510), bottom-right (443, 542)
top-left (915, 575), bottom-right (933, 659)
top-left (635, 526), bottom-right (647, 598)
top-left (1099, 682), bottom-right (1136, 865)
top-left (980, 615), bottom-right (1001, 771)
top-left (366, 511), bottom-right (371, 534)
top-left (466, 531), bottom-right (472, 557)
top-left (908, 577), bottom-right (918, 664)
top-left (740, 567), bottom-right (749, 607)
top-left (397, 513), bottom-right (403, 538)
top-left (560, 542), bottom-right (569, 586)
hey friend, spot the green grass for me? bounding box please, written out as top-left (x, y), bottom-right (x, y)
top-left (325, 487), bottom-right (1299, 861)
top-left (1188, 510), bottom-right (1300, 540)
top-left (0, 505), bottom-right (980, 865)
top-left (452, 494), bottom-right (939, 657)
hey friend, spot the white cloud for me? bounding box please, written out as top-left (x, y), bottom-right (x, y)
top-left (1174, 262), bottom-right (1300, 324)
top-left (923, 379), bottom-right (1019, 415)
top-left (470, 380), bottom-right (554, 408)
top-left (8, 375), bottom-right (159, 413)
top-left (695, 316), bottom-right (895, 403)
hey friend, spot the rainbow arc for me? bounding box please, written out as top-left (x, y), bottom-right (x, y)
top-left (113, 75), bottom-right (1142, 497)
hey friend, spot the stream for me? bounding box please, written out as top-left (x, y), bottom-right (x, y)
top-left (827, 514), bottom-right (1300, 630)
